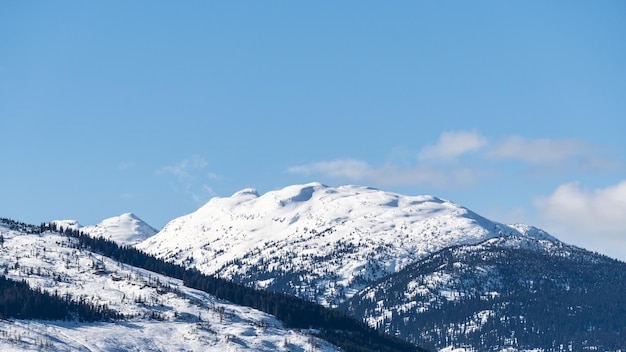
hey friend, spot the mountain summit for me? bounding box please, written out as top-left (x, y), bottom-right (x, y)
top-left (139, 183), bottom-right (555, 306)
top-left (53, 213), bottom-right (159, 246)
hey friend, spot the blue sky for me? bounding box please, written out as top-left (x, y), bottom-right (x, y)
top-left (1, 2), bottom-right (625, 260)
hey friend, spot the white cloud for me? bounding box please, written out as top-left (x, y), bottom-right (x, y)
top-left (419, 130), bottom-right (487, 161)
top-left (287, 131), bottom-right (493, 189)
top-left (488, 136), bottom-right (590, 165)
top-left (418, 133), bottom-right (615, 172)
top-left (534, 180), bottom-right (626, 261)
top-left (288, 159), bottom-right (478, 188)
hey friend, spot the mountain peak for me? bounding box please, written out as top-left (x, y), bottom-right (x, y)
top-left (119, 212), bottom-right (139, 219)
top-left (82, 213), bottom-right (158, 246)
top-left (232, 188), bottom-right (260, 198)
top-left (276, 183), bottom-right (327, 206)
top-left (140, 183), bottom-right (558, 306)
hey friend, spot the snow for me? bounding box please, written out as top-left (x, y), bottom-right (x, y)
top-left (50, 220), bottom-right (81, 231)
top-left (439, 347), bottom-right (548, 352)
top-left (54, 213), bottom-right (158, 246)
top-left (82, 213), bottom-right (158, 245)
top-left (138, 183), bottom-right (557, 306)
top-left (507, 223), bottom-right (555, 241)
top-left (0, 223), bottom-right (339, 352)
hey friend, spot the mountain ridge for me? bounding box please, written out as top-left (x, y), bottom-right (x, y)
top-left (342, 235), bottom-right (626, 351)
top-left (138, 183), bottom-right (556, 306)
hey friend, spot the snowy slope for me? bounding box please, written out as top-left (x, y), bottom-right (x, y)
top-left (139, 183), bottom-right (556, 306)
top-left (0, 221), bottom-right (339, 352)
top-left (54, 213), bottom-right (158, 246)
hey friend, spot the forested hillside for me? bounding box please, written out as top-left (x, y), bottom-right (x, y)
top-left (343, 236), bottom-right (626, 351)
top-left (0, 218), bottom-right (426, 352)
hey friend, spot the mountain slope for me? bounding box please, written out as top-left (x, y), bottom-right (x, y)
top-left (342, 236), bottom-right (626, 351)
top-left (139, 183), bottom-right (555, 306)
top-left (0, 219), bottom-right (340, 352)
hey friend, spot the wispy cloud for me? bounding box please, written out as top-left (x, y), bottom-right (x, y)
top-left (288, 159), bottom-right (370, 181)
top-left (371, 164), bottom-right (479, 188)
top-left (487, 136), bottom-right (591, 165)
top-left (158, 155), bottom-right (218, 203)
top-left (534, 180), bottom-right (626, 259)
top-left (288, 130), bottom-right (621, 192)
top-left (419, 131), bottom-right (597, 167)
top-left (419, 130), bottom-right (487, 161)
top-left (288, 159), bottom-right (478, 188)
top-left (158, 155), bottom-right (208, 178)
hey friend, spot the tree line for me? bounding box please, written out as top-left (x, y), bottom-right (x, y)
top-left (0, 274), bottom-right (121, 321)
top-left (43, 220), bottom-right (429, 352)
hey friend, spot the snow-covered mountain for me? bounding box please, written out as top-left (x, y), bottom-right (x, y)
top-left (138, 182), bottom-right (556, 306)
top-left (54, 213), bottom-right (158, 246)
top-left (3, 181), bottom-right (623, 351)
top-left (0, 219), bottom-right (340, 352)
top-left (342, 236), bottom-right (626, 351)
